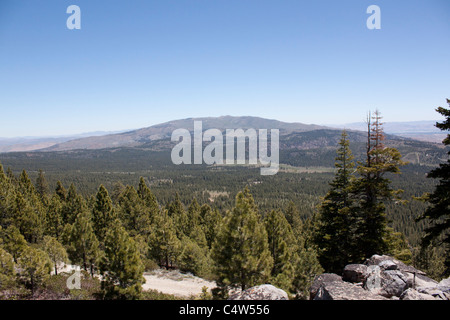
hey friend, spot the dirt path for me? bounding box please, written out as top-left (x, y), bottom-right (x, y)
top-left (142, 269), bottom-right (216, 298)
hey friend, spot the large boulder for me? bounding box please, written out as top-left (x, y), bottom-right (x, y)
top-left (228, 284), bottom-right (288, 300)
top-left (343, 264), bottom-right (368, 283)
top-left (313, 278), bottom-right (387, 300)
top-left (400, 288), bottom-right (437, 300)
top-left (309, 273), bottom-right (343, 300)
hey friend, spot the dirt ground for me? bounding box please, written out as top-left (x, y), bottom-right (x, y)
top-left (142, 269), bottom-right (216, 298)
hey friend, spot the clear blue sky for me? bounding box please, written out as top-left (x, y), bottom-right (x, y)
top-left (0, 0), bottom-right (449, 137)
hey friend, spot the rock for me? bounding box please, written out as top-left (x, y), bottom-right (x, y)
top-left (228, 284), bottom-right (288, 300)
top-left (379, 260), bottom-right (397, 271)
top-left (365, 254), bottom-right (426, 276)
top-left (343, 264), bottom-right (368, 283)
top-left (438, 276), bottom-right (450, 288)
top-left (309, 273), bottom-right (342, 300)
top-left (380, 270), bottom-right (409, 298)
top-left (400, 288), bottom-right (437, 300)
top-left (416, 286), bottom-right (449, 300)
top-left (314, 279), bottom-right (387, 300)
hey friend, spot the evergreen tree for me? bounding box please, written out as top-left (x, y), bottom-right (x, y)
top-left (352, 111), bottom-right (406, 261)
top-left (66, 209), bottom-right (100, 276)
top-left (0, 247), bottom-right (16, 290)
top-left (16, 246), bottom-right (52, 295)
top-left (417, 99), bottom-right (450, 276)
top-left (92, 185), bottom-right (116, 244)
top-left (45, 195), bottom-right (64, 240)
top-left (137, 177), bottom-right (159, 216)
top-left (186, 198), bottom-right (201, 236)
top-left (211, 187), bottom-right (273, 291)
top-left (315, 130), bottom-right (358, 272)
top-left (149, 210), bottom-right (180, 269)
top-left (0, 225), bottom-right (27, 263)
top-left (264, 209), bottom-right (298, 292)
top-left (42, 235), bottom-right (68, 275)
top-left (168, 193), bottom-right (189, 238)
top-left (284, 201), bottom-right (302, 237)
top-left (177, 236), bottom-right (212, 278)
top-left (55, 181), bottom-right (66, 202)
top-left (35, 169), bottom-right (49, 201)
top-left (200, 204), bottom-right (222, 249)
top-left (117, 185), bottom-right (152, 237)
top-left (100, 221), bottom-right (144, 300)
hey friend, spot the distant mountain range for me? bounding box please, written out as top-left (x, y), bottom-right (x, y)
top-left (0, 117), bottom-right (445, 153)
top-left (329, 120), bottom-right (445, 143)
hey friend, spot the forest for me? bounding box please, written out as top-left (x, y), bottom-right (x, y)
top-left (0, 107), bottom-right (449, 300)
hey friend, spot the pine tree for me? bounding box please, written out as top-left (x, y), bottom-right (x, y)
top-left (0, 247), bottom-right (16, 290)
top-left (168, 193), bottom-right (189, 238)
top-left (45, 195), bottom-right (64, 240)
top-left (149, 210), bottom-right (180, 269)
top-left (211, 187), bottom-right (273, 291)
top-left (417, 99), bottom-right (450, 276)
top-left (315, 130), bottom-right (358, 272)
top-left (35, 169), bottom-right (49, 201)
top-left (264, 209), bottom-right (298, 292)
top-left (118, 185), bottom-right (152, 237)
top-left (55, 181), bottom-right (66, 202)
top-left (200, 204), bottom-right (222, 249)
top-left (137, 177), bottom-right (159, 215)
top-left (92, 185), bottom-right (116, 244)
top-left (16, 246), bottom-right (52, 295)
top-left (100, 221), bottom-right (144, 300)
top-left (186, 198), bottom-right (202, 236)
top-left (352, 111), bottom-right (407, 261)
top-left (0, 225), bottom-right (27, 263)
top-left (42, 235), bottom-right (68, 275)
top-left (66, 209), bottom-right (100, 276)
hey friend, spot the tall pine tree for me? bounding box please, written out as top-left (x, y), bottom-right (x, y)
top-left (417, 99), bottom-right (450, 276)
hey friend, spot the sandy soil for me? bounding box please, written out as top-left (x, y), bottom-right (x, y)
top-left (142, 269), bottom-right (216, 298)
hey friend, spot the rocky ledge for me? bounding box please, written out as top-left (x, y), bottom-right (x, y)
top-left (310, 254), bottom-right (450, 300)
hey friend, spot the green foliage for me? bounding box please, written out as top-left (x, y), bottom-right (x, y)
top-left (212, 187), bottom-right (273, 291)
top-left (99, 222), bottom-right (144, 300)
top-left (149, 210), bottom-right (180, 268)
top-left (0, 247), bottom-right (16, 290)
top-left (16, 246), bottom-right (52, 295)
top-left (177, 236), bottom-right (212, 278)
top-left (92, 185), bottom-right (116, 244)
top-left (65, 209), bottom-right (100, 275)
top-left (417, 99), bottom-right (450, 276)
top-left (42, 236), bottom-right (68, 275)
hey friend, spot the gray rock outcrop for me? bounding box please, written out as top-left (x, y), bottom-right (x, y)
top-left (229, 284), bottom-right (288, 300)
top-left (309, 254), bottom-right (449, 300)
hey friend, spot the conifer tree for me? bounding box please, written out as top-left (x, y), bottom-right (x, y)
top-left (417, 99), bottom-right (450, 276)
top-left (55, 181), bottom-right (66, 202)
top-left (200, 204), bottom-right (222, 249)
top-left (264, 209), bottom-right (298, 292)
top-left (118, 185), bottom-right (152, 237)
top-left (100, 221), bottom-right (144, 300)
top-left (211, 187), bottom-right (273, 291)
top-left (149, 210), bottom-right (180, 269)
top-left (92, 185), bottom-right (116, 244)
top-left (42, 235), bottom-right (68, 275)
top-left (137, 177), bottom-right (159, 215)
top-left (315, 130), bottom-right (358, 272)
top-left (35, 169), bottom-right (49, 201)
top-left (352, 111), bottom-right (406, 261)
top-left (66, 209), bottom-right (100, 276)
top-left (16, 246), bottom-right (52, 295)
top-left (168, 193), bottom-right (189, 238)
top-left (0, 247), bottom-right (16, 290)
top-left (46, 195), bottom-right (64, 240)
top-left (0, 225), bottom-right (27, 263)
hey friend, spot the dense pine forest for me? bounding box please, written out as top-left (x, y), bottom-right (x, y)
top-left (1, 106), bottom-right (450, 300)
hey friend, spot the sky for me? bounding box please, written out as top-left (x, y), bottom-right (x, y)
top-left (0, 0), bottom-right (449, 137)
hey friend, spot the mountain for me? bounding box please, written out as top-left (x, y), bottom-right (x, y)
top-left (41, 116), bottom-right (330, 152)
top-left (0, 130), bottom-right (129, 153)
top-left (329, 120), bottom-right (445, 143)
